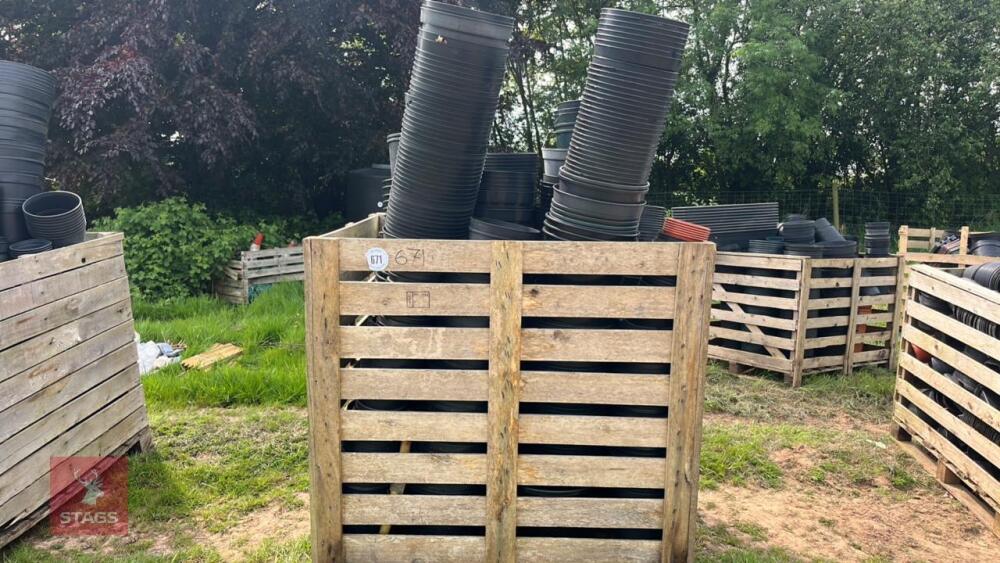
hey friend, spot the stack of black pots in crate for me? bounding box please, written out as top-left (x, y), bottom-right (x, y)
top-left (383, 1), bottom-right (513, 240)
top-left (474, 152), bottom-right (538, 226)
top-left (544, 9), bottom-right (688, 242)
top-left (0, 61), bottom-right (56, 247)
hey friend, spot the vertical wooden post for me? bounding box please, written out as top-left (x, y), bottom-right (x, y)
top-left (842, 259), bottom-right (863, 376)
top-left (305, 237), bottom-right (344, 563)
top-left (832, 183), bottom-right (840, 231)
top-left (898, 225), bottom-right (908, 255)
top-left (662, 243), bottom-right (715, 563)
top-left (789, 259), bottom-right (813, 387)
top-left (485, 240), bottom-right (523, 563)
top-left (889, 255), bottom-right (907, 370)
top-left (959, 226), bottom-right (970, 255)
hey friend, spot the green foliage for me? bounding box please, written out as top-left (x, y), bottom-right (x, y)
top-left (95, 198), bottom-right (256, 300)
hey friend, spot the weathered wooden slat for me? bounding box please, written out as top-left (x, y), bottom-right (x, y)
top-left (907, 300), bottom-right (1000, 363)
top-left (710, 308), bottom-right (797, 331)
top-left (0, 386), bottom-right (144, 508)
top-left (0, 276), bottom-right (129, 350)
top-left (242, 246), bottom-right (304, 260)
top-left (338, 326), bottom-right (671, 363)
top-left (897, 379), bottom-right (1000, 469)
top-left (709, 327), bottom-right (795, 350)
top-left (341, 411), bottom-right (667, 447)
top-left (340, 282), bottom-right (675, 319)
top-left (909, 267), bottom-right (1000, 327)
top-left (340, 368), bottom-right (669, 406)
top-left (901, 324), bottom-right (999, 393)
top-left (0, 256), bottom-right (126, 322)
top-left (714, 252), bottom-right (802, 271)
top-left (342, 453), bottom-right (665, 488)
top-left (343, 535), bottom-right (661, 563)
top-left (343, 495), bottom-right (662, 529)
top-left (0, 302), bottom-right (133, 388)
top-left (303, 237), bottom-right (345, 562)
top-left (0, 407), bottom-right (147, 529)
top-left (707, 344), bottom-right (791, 372)
top-left (901, 354), bottom-right (1000, 431)
top-left (0, 233), bottom-right (122, 293)
top-left (712, 287), bottom-right (798, 310)
top-left (661, 242), bottom-right (713, 563)
top-left (485, 240), bottom-right (522, 563)
top-left (0, 343), bottom-right (136, 444)
top-left (712, 272), bottom-right (800, 291)
top-left (337, 238), bottom-right (687, 276)
top-left (0, 366), bottom-right (139, 475)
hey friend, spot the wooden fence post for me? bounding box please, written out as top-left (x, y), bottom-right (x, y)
top-left (898, 225), bottom-right (908, 255)
top-left (305, 237), bottom-right (344, 563)
top-left (662, 243), bottom-right (715, 563)
top-left (959, 226), bottom-right (970, 255)
top-left (485, 241), bottom-right (523, 563)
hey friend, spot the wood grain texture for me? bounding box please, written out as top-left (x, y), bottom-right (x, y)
top-left (485, 240), bottom-right (522, 563)
top-left (789, 260), bottom-right (812, 386)
top-left (0, 256), bottom-right (126, 322)
top-left (343, 495), bottom-right (662, 528)
top-left (340, 368), bottom-right (668, 406)
top-left (842, 260), bottom-right (864, 375)
top-left (662, 243), bottom-right (714, 563)
top-left (304, 237), bottom-right (344, 562)
top-left (0, 233), bottom-right (122, 293)
top-left (343, 535), bottom-right (661, 563)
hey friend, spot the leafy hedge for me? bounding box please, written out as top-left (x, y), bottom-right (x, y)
top-left (95, 198), bottom-right (338, 300)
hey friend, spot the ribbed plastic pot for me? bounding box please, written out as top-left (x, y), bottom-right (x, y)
top-left (386, 133), bottom-right (400, 173)
top-left (8, 237), bottom-right (51, 256)
top-left (22, 191), bottom-right (87, 248)
top-left (468, 217), bottom-right (541, 240)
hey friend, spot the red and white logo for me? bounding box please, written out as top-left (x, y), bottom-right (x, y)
top-left (50, 456), bottom-right (128, 536)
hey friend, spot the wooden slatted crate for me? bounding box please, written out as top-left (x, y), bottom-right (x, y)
top-left (304, 214), bottom-right (715, 562)
top-left (898, 225), bottom-right (996, 268)
top-left (214, 246), bottom-right (305, 304)
top-left (709, 251), bottom-right (905, 387)
top-left (0, 233), bottom-right (151, 548)
top-left (893, 264), bottom-right (1000, 537)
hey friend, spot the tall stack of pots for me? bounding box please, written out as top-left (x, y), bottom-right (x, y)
top-left (474, 152), bottom-right (538, 226)
top-left (344, 165), bottom-right (391, 222)
top-left (0, 61), bottom-right (56, 244)
top-left (544, 9), bottom-right (689, 241)
top-left (552, 100), bottom-right (580, 148)
top-left (383, 1), bottom-right (514, 239)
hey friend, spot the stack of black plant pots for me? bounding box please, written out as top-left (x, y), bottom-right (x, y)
top-left (0, 61), bottom-right (56, 244)
top-left (814, 218), bottom-right (846, 242)
top-left (544, 9), bottom-right (689, 242)
top-left (383, 1), bottom-right (514, 239)
top-left (552, 100), bottom-right (580, 148)
top-left (22, 191), bottom-right (87, 247)
top-left (864, 222), bottom-right (891, 257)
top-left (638, 205), bottom-right (666, 241)
top-left (345, 165), bottom-right (392, 222)
top-left (474, 152), bottom-right (538, 226)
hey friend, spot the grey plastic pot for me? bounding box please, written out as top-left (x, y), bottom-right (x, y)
top-left (22, 191), bottom-right (87, 247)
top-left (541, 148), bottom-right (567, 177)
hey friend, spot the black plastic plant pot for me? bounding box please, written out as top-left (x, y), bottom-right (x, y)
top-left (592, 43), bottom-right (683, 73)
top-left (548, 200), bottom-right (640, 231)
top-left (468, 217), bottom-right (541, 240)
top-left (544, 215), bottom-right (638, 242)
top-left (551, 188), bottom-right (645, 223)
top-left (420, 0), bottom-right (514, 41)
top-left (554, 128), bottom-right (573, 149)
top-left (474, 206), bottom-right (536, 225)
top-left (8, 237), bottom-right (51, 256)
top-left (477, 190), bottom-right (535, 208)
top-left (22, 191), bottom-right (87, 248)
top-left (0, 156), bottom-right (44, 176)
top-left (558, 170), bottom-right (648, 205)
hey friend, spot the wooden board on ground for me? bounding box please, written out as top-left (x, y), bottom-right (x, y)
top-left (304, 213), bottom-right (715, 562)
top-left (181, 343), bottom-right (243, 370)
top-left (0, 232), bottom-right (152, 548)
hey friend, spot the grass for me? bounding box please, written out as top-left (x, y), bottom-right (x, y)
top-left (704, 362), bottom-right (897, 424)
top-left (700, 420), bottom-right (930, 491)
top-left (136, 284), bottom-right (307, 407)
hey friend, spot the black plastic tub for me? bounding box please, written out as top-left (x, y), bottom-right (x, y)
top-left (468, 217), bottom-right (541, 240)
top-left (8, 237), bottom-right (51, 256)
top-left (22, 191), bottom-right (87, 248)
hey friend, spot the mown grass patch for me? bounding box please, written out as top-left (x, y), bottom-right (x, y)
top-left (704, 363), bottom-right (896, 424)
top-left (700, 420), bottom-right (929, 492)
top-left (136, 283), bottom-right (307, 407)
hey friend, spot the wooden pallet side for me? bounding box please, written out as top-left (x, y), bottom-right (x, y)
top-left (894, 265), bottom-right (1000, 537)
top-left (0, 232), bottom-right (123, 293)
top-left (305, 217), bottom-right (713, 562)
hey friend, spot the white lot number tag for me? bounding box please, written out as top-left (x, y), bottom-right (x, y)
top-left (365, 247), bottom-right (390, 272)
